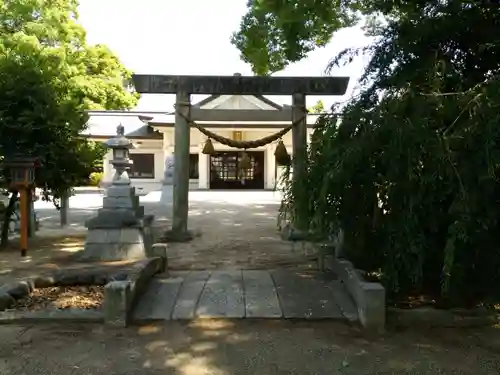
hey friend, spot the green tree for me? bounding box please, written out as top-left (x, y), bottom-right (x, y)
top-left (232, 0), bottom-right (369, 75)
top-left (0, 0), bottom-right (137, 246)
top-left (237, 1), bottom-right (500, 307)
top-left (308, 100), bottom-right (325, 114)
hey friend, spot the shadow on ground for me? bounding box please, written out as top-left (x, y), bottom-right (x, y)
top-left (1, 320), bottom-right (499, 374)
top-left (0, 235), bottom-right (86, 284)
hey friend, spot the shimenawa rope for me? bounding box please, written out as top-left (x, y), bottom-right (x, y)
top-left (175, 102), bottom-right (306, 149)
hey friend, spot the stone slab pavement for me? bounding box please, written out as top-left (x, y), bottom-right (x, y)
top-left (134, 270), bottom-right (358, 322)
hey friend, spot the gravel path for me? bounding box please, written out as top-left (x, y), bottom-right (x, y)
top-left (32, 191), bottom-right (316, 271)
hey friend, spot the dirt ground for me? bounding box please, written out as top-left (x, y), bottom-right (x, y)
top-left (154, 203), bottom-right (317, 270)
top-left (1, 320), bottom-right (499, 375)
top-left (0, 201), bottom-right (317, 288)
top-left (1, 195), bottom-right (499, 373)
top-left (0, 234), bottom-right (86, 285)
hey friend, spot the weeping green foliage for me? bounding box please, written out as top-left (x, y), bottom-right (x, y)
top-left (278, 2), bottom-right (500, 307)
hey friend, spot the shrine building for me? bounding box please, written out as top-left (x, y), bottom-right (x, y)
top-left (85, 93), bottom-right (320, 194)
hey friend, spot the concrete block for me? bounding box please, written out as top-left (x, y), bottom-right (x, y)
top-left (82, 182), bottom-right (154, 262)
top-left (331, 258), bottom-right (386, 333)
top-left (127, 258), bottom-right (164, 315)
top-left (150, 243), bottom-right (168, 272)
top-left (86, 209), bottom-right (138, 229)
top-left (105, 229), bottom-right (122, 243)
top-left (142, 224), bottom-right (154, 252)
top-left (119, 228), bottom-right (142, 243)
top-left (102, 196), bottom-right (135, 209)
top-left (358, 283), bottom-right (385, 332)
top-left (106, 185), bottom-right (135, 197)
top-left (86, 229), bottom-right (109, 244)
top-left (82, 243), bottom-right (145, 261)
top-left (104, 281), bottom-right (132, 327)
top-left (317, 253), bottom-right (335, 272)
top-left (81, 243), bottom-right (117, 260)
top-left (118, 243), bottom-right (146, 259)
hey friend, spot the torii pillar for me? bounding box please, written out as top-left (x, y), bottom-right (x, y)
top-left (171, 91), bottom-right (191, 241)
top-left (132, 74), bottom-right (350, 241)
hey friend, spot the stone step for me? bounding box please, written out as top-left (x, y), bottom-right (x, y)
top-left (132, 269), bottom-right (357, 322)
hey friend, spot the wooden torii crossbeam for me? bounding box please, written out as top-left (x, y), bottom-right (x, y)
top-left (131, 74), bottom-right (350, 241)
top-left (132, 74), bottom-right (349, 95)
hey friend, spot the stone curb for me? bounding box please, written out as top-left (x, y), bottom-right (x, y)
top-left (0, 308), bottom-right (103, 324)
top-left (324, 256), bottom-right (386, 333)
top-left (387, 307), bottom-right (499, 328)
top-left (0, 254), bottom-right (167, 325)
top-left (319, 253), bottom-right (499, 330)
top-left (280, 223), bottom-right (310, 242)
top-left (104, 255), bottom-right (166, 327)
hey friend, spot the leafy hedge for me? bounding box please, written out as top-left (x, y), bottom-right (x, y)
top-left (283, 79), bottom-right (500, 308)
top-left (88, 172), bottom-right (103, 187)
top-left (281, 2), bottom-right (500, 307)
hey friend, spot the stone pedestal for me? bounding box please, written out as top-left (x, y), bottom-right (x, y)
top-left (81, 124), bottom-right (155, 261)
top-left (81, 185), bottom-right (154, 261)
top-left (160, 184), bottom-right (173, 204)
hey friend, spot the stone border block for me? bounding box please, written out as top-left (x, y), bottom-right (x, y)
top-left (331, 258), bottom-right (386, 332)
top-left (149, 243), bottom-right (168, 273)
top-left (0, 257), bottom-right (163, 325)
top-left (387, 307), bottom-right (499, 328)
top-left (103, 257), bottom-right (163, 327)
top-left (0, 309), bottom-right (103, 324)
top-left (104, 281), bottom-right (131, 327)
top-left (280, 223), bottom-right (309, 241)
top-left (0, 281), bottom-right (33, 302)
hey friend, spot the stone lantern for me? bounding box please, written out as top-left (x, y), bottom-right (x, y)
top-left (106, 124), bottom-right (133, 185)
top-left (81, 125), bottom-right (154, 261)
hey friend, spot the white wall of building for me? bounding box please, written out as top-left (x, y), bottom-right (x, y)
top-left (100, 127), bottom-right (309, 194)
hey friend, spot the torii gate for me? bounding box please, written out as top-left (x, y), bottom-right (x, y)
top-left (132, 74), bottom-right (349, 241)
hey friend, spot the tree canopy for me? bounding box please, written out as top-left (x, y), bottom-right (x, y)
top-left (235, 1), bottom-right (500, 307)
top-left (0, 0), bottom-right (138, 245)
top-left (308, 100), bottom-right (325, 114)
top-left (0, 0), bottom-right (137, 196)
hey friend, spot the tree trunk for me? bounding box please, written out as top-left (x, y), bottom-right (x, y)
top-left (0, 191), bottom-right (18, 249)
top-left (60, 190), bottom-right (69, 227)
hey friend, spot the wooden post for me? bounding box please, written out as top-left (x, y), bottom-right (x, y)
top-left (19, 187), bottom-right (28, 257)
top-left (171, 91), bottom-right (191, 240)
top-left (60, 190), bottom-right (69, 226)
top-left (292, 93), bottom-right (308, 231)
top-left (27, 189), bottom-right (35, 237)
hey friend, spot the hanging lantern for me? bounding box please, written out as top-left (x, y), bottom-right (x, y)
top-left (274, 140), bottom-right (291, 166)
top-left (202, 138), bottom-right (215, 155)
top-left (239, 152), bottom-right (252, 170)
